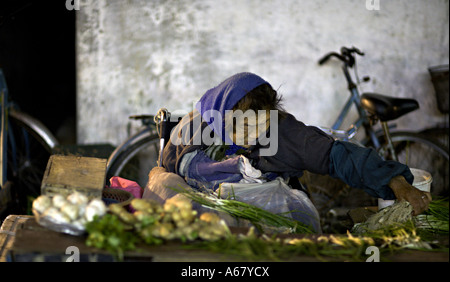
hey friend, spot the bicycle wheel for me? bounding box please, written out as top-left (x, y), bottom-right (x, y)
top-left (106, 130), bottom-right (160, 188)
top-left (376, 131), bottom-right (449, 197)
top-left (6, 109), bottom-right (58, 214)
top-left (420, 126), bottom-right (449, 150)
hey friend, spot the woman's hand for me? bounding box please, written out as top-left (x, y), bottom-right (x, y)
top-left (388, 175), bottom-right (432, 215)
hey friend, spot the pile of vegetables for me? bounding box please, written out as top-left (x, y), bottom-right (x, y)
top-left (184, 224), bottom-right (378, 261)
top-left (32, 192), bottom-right (107, 234)
top-left (33, 188), bottom-right (447, 261)
top-left (85, 196), bottom-right (230, 260)
top-left (353, 198), bottom-right (449, 236)
top-left (84, 187), bottom-right (316, 260)
top-left (415, 197), bottom-right (449, 236)
top-left (194, 199), bottom-right (449, 262)
top-left (350, 198), bottom-right (449, 252)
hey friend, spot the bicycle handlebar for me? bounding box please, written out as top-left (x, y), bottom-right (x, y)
top-left (318, 52), bottom-right (345, 65)
top-left (318, 46), bottom-right (364, 67)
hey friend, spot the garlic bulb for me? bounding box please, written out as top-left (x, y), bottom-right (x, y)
top-left (77, 203), bottom-right (87, 218)
top-left (84, 199), bottom-right (107, 222)
top-left (88, 199), bottom-right (107, 215)
top-left (52, 194), bottom-right (68, 209)
top-left (43, 207), bottom-right (71, 224)
top-left (60, 203), bottom-right (79, 221)
top-left (71, 218), bottom-right (87, 230)
top-left (67, 192), bottom-right (89, 206)
top-left (32, 195), bottom-right (52, 213)
top-left (32, 191), bottom-right (108, 233)
top-left (84, 205), bottom-right (98, 222)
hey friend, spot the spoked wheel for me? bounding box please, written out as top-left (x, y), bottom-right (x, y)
top-left (376, 132), bottom-right (449, 197)
top-left (106, 131), bottom-right (160, 189)
top-left (420, 127), bottom-right (449, 151)
top-left (6, 109), bottom-right (57, 214)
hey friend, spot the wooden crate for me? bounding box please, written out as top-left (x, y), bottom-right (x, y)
top-left (41, 155), bottom-right (107, 199)
top-left (0, 215), bottom-right (33, 262)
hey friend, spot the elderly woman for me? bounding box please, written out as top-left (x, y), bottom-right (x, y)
top-left (143, 72), bottom-right (430, 233)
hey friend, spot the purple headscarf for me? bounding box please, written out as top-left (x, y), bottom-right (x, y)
top-left (195, 72), bottom-right (270, 144)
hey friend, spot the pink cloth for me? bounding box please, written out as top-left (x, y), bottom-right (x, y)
top-left (108, 176), bottom-right (143, 199)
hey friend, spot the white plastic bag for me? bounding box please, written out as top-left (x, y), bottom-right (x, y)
top-left (238, 155), bottom-right (263, 183)
top-left (218, 177), bottom-right (321, 233)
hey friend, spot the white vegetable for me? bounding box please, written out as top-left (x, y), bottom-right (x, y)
top-left (84, 199), bottom-right (106, 222)
top-left (60, 203), bottom-right (79, 221)
top-left (71, 218), bottom-right (87, 230)
top-left (67, 192), bottom-right (89, 206)
top-left (43, 207), bottom-right (71, 224)
top-left (33, 192), bottom-right (108, 234)
top-left (32, 195), bottom-right (52, 213)
top-left (77, 203), bottom-right (87, 218)
top-left (88, 199), bottom-right (107, 215)
top-left (84, 205), bottom-right (99, 222)
top-left (52, 194), bottom-right (68, 209)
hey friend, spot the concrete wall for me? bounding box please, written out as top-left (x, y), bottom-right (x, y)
top-left (76, 0), bottom-right (449, 146)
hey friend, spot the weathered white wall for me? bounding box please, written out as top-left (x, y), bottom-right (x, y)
top-left (76, 0), bottom-right (449, 146)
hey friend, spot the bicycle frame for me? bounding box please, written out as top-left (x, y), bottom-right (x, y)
top-left (106, 120), bottom-right (156, 174)
top-left (0, 69), bottom-right (59, 189)
top-left (1, 69), bottom-right (8, 187)
top-left (318, 57), bottom-right (382, 149)
top-left (325, 84), bottom-right (366, 140)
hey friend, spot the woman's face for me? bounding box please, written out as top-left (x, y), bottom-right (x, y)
top-left (224, 109), bottom-right (271, 147)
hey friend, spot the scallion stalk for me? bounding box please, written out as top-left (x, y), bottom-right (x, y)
top-left (171, 186), bottom-right (315, 234)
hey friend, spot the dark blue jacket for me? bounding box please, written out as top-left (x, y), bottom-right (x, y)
top-left (247, 112), bottom-right (413, 200)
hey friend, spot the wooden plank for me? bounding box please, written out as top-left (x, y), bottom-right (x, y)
top-left (0, 215), bottom-right (32, 262)
top-left (8, 217), bottom-right (115, 262)
top-left (7, 217), bottom-right (449, 262)
top-left (41, 155), bottom-right (107, 199)
top-left (9, 219), bottom-right (238, 262)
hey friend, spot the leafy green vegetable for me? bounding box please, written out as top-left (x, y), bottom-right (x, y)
top-left (85, 214), bottom-right (141, 261)
top-left (424, 197), bottom-right (449, 222)
top-left (415, 197), bottom-right (449, 237)
top-left (84, 196), bottom-right (448, 262)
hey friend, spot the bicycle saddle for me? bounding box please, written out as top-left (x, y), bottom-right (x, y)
top-left (360, 93), bottom-right (419, 122)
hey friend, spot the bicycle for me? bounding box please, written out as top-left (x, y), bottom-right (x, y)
top-left (105, 110), bottom-right (171, 189)
top-left (0, 68), bottom-right (59, 219)
top-left (106, 47), bottom-right (449, 201)
top-left (316, 46), bottom-right (448, 198)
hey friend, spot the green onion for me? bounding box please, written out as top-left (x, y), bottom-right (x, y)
top-left (171, 185), bottom-right (315, 234)
top-left (424, 197), bottom-right (449, 221)
top-left (415, 197), bottom-right (449, 235)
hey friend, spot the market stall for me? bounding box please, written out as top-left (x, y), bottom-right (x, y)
top-left (0, 155), bottom-right (448, 262)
